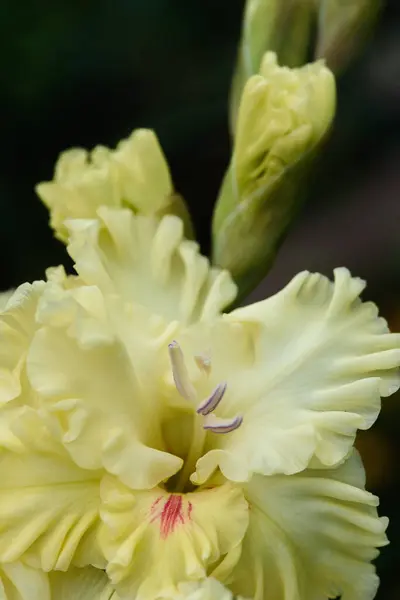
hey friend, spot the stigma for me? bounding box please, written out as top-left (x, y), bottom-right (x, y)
top-left (168, 340), bottom-right (242, 434)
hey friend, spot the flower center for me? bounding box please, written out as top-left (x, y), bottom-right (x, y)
top-left (167, 340), bottom-right (243, 492)
top-left (168, 340), bottom-right (243, 433)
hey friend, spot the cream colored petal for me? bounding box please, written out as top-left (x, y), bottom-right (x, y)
top-left (35, 279), bottom-right (115, 347)
top-left (0, 407), bottom-right (103, 570)
top-left (0, 272), bottom-right (78, 407)
top-left (0, 562), bottom-right (50, 600)
top-left (48, 567), bottom-right (117, 600)
top-left (0, 282), bottom-right (45, 406)
top-left (0, 274), bottom-right (99, 411)
top-left (36, 128), bottom-right (192, 243)
top-left (100, 477), bottom-right (249, 600)
top-left (187, 268), bottom-right (400, 484)
top-left (45, 264), bottom-right (83, 290)
top-left (231, 451), bottom-right (388, 600)
top-left (36, 147), bottom-right (120, 243)
top-left (111, 129), bottom-right (172, 215)
top-left (66, 208), bottom-right (236, 324)
top-left (27, 285), bottom-right (182, 490)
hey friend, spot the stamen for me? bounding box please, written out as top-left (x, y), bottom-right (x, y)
top-left (194, 353), bottom-right (211, 375)
top-left (196, 382), bottom-right (227, 416)
top-left (203, 413), bottom-right (243, 434)
top-left (168, 341), bottom-right (196, 401)
top-left (168, 341), bottom-right (240, 439)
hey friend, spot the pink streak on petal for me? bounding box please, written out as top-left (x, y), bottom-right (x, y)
top-left (160, 495), bottom-right (185, 539)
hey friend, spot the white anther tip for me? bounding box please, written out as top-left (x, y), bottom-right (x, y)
top-left (168, 340), bottom-right (196, 402)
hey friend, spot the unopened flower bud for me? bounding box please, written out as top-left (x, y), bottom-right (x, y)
top-left (230, 0), bottom-right (315, 133)
top-left (213, 52), bottom-right (336, 297)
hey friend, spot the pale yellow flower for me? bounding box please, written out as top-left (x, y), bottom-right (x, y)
top-left (0, 213), bottom-right (242, 591)
top-left (36, 129), bottom-right (192, 243)
top-left (0, 213), bottom-right (397, 599)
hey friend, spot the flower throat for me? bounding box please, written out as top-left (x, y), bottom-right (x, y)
top-left (166, 340), bottom-right (242, 492)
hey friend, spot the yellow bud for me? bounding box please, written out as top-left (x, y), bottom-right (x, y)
top-left (315, 0), bottom-right (381, 73)
top-left (213, 52), bottom-right (336, 298)
top-left (36, 129), bottom-right (193, 243)
top-left (230, 0), bottom-right (315, 133)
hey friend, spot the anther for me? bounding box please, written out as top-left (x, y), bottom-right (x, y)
top-left (196, 382), bottom-right (227, 416)
top-left (203, 414), bottom-right (243, 434)
top-left (168, 340), bottom-right (243, 435)
top-left (168, 341), bottom-right (196, 401)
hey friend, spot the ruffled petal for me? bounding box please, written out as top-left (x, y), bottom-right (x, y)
top-left (27, 283), bottom-right (182, 490)
top-left (36, 147), bottom-right (120, 243)
top-left (66, 208), bottom-right (236, 324)
top-left (182, 268), bottom-right (400, 483)
top-left (230, 452), bottom-right (388, 600)
top-left (0, 407), bottom-right (103, 570)
top-left (36, 128), bottom-right (192, 243)
top-left (0, 272), bottom-right (79, 409)
top-left (0, 282), bottom-right (45, 406)
top-left (99, 477), bottom-right (249, 599)
top-left (105, 128), bottom-right (178, 220)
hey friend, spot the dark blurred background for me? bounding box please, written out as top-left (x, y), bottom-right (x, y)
top-left (1, 1), bottom-right (399, 597)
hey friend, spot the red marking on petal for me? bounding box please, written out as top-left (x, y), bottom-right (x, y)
top-left (149, 496), bottom-right (163, 523)
top-left (152, 497), bottom-right (162, 510)
top-left (160, 495), bottom-right (185, 539)
top-left (188, 501), bottom-right (193, 520)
